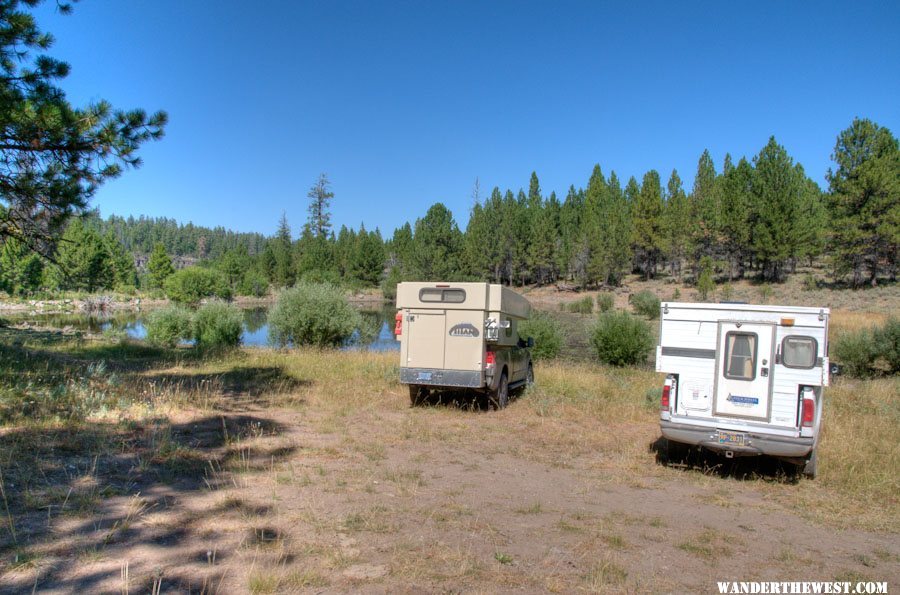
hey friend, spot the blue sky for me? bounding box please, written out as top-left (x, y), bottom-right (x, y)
top-left (33, 1), bottom-right (900, 238)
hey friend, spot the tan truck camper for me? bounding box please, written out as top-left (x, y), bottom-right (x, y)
top-left (395, 282), bottom-right (534, 408)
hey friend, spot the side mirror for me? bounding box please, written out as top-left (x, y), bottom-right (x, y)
top-left (527, 337), bottom-right (534, 348)
top-left (830, 363), bottom-right (842, 376)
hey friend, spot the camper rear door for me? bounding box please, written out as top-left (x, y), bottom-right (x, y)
top-left (714, 321), bottom-right (776, 421)
top-left (406, 310), bottom-right (445, 369)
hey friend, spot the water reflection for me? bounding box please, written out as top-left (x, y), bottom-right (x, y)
top-left (6, 305), bottom-right (400, 351)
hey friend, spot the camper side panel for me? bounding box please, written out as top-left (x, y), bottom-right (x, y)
top-left (657, 319), bottom-right (718, 415)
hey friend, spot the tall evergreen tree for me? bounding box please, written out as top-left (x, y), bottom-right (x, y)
top-left (526, 173), bottom-right (557, 284)
top-left (50, 218), bottom-right (114, 292)
top-left (750, 137), bottom-right (801, 281)
top-left (273, 213), bottom-right (295, 287)
top-left (0, 1), bottom-right (166, 256)
top-left (631, 170), bottom-right (665, 279)
top-left (104, 231), bottom-right (137, 288)
top-left (663, 169), bottom-right (691, 280)
top-left (307, 173), bottom-right (334, 238)
top-left (409, 203), bottom-right (463, 280)
top-left (719, 156), bottom-right (754, 279)
top-left (147, 242), bottom-right (174, 289)
top-left (0, 238), bottom-right (43, 295)
top-left (690, 149), bottom-right (721, 266)
top-left (825, 118), bottom-right (900, 286)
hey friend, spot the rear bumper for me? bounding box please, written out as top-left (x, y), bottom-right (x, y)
top-left (400, 367), bottom-right (484, 389)
top-left (660, 420), bottom-right (814, 459)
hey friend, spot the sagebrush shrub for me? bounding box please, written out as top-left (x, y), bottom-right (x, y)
top-left (833, 329), bottom-right (878, 378)
top-left (630, 290), bottom-right (660, 319)
top-left (146, 306), bottom-right (193, 348)
top-left (519, 312), bottom-right (563, 360)
top-left (193, 301), bottom-right (243, 349)
top-left (566, 296), bottom-right (594, 314)
top-left (596, 293), bottom-right (614, 313)
top-left (591, 311), bottom-right (654, 366)
top-left (873, 318), bottom-right (900, 375)
top-left (268, 282), bottom-right (361, 347)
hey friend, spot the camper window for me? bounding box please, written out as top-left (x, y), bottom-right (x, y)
top-left (724, 332), bottom-right (757, 380)
top-left (419, 288), bottom-right (466, 303)
top-left (782, 336), bottom-right (817, 369)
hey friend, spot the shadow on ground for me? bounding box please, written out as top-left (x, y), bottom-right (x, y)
top-left (0, 327), bottom-right (305, 592)
top-left (649, 436), bottom-right (803, 483)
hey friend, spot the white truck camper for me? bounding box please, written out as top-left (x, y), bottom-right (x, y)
top-left (656, 302), bottom-right (830, 478)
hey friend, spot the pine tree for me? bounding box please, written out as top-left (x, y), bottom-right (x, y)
top-left (558, 186), bottom-right (585, 283)
top-left (0, 1), bottom-right (166, 255)
top-left (51, 218), bottom-right (114, 292)
top-left (409, 203), bottom-right (463, 280)
top-left (690, 149), bottom-right (721, 267)
top-left (719, 156), bottom-right (753, 279)
top-left (273, 213), bottom-right (295, 287)
top-left (307, 173), bottom-right (334, 238)
top-left (825, 118), bottom-right (900, 286)
top-left (750, 137), bottom-right (801, 282)
top-left (148, 242), bottom-right (174, 289)
top-left (663, 169), bottom-right (690, 279)
top-left (104, 231), bottom-right (137, 289)
top-left (526, 172), bottom-right (557, 284)
top-left (0, 238), bottom-right (43, 295)
top-left (631, 170), bottom-right (665, 279)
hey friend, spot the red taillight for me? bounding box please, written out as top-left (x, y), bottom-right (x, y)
top-left (485, 351), bottom-right (496, 367)
top-left (394, 311), bottom-right (403, 336)
top-left (661, 384), bottom-right (671, 410)
top-left (801, 398), bottom-right (815, 427)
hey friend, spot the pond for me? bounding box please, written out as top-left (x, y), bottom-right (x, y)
top-left (5, 305), bottom-right (401, 351)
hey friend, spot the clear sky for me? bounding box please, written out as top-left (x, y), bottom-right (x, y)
top-left (32, 0), bottom-right (900, 239)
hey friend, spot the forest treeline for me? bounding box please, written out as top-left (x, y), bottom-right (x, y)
top-left (0, 118), bottom-right (896, 298)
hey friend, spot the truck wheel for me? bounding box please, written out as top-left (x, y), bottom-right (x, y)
top-left (663, 439), bottom-right (687, 464)
top-left (490, 372), bottom-right (509, 410)
top-left (802, 450), bottom-right (818, 479)
top-left (409, 385), bottom-right (426, 406)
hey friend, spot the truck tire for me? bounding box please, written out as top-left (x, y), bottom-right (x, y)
top-left (490, 372), bottom-right (509, 410)
top-left (409, 385), bottom-right (427, 406)
top-left (801, 449), bottom-right (818, 479)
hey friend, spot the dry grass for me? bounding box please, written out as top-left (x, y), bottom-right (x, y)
top-left (1, 296), bottom-right (898, 591)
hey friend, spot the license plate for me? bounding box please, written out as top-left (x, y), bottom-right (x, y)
top-left (717, 430), bottom-right (747, 446)
top-left (417, 372), bottom-right (433, 381)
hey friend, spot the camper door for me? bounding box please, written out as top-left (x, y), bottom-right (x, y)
top-left (713, 321), bottom-right (775, 421)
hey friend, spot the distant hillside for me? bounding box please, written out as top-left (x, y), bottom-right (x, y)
top-left (93, 214), bottom-right (268, 259)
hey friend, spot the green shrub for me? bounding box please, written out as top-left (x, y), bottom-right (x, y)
top-left (146, 306), bottom-right (193, 348)
top-left (757, 284), bottom-right (774, 304)
top-left (630, 290), bottom-right (660, 319)
top-left (164, 267), bottom-right (231, 306)
top-left (193, 301), bottom-right (243, 349)
top-left (596, 293), bottom-right (614, 313)
top-left (238, 270), bottom-right (269, 297)
top-left (873, 318), bottom-right (900, 375)
top-left (591, 311), bottom-right (654, 366)
top-left (268, 282), bottom-right (361, 347)
top-left (519, 312), bottom-right (563, 360)
top-left (802, 274), bottom-right (818, 292)
top-left (833, 329), bottom-right (878, 378)
top-left (566, 295), bottom-right (594, 314)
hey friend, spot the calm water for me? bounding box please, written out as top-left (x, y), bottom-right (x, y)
top-left (7, 305), bottom-right (400, 351)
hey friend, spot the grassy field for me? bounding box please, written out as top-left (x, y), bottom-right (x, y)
top-left (0, 295), bottom-right (898, 592)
